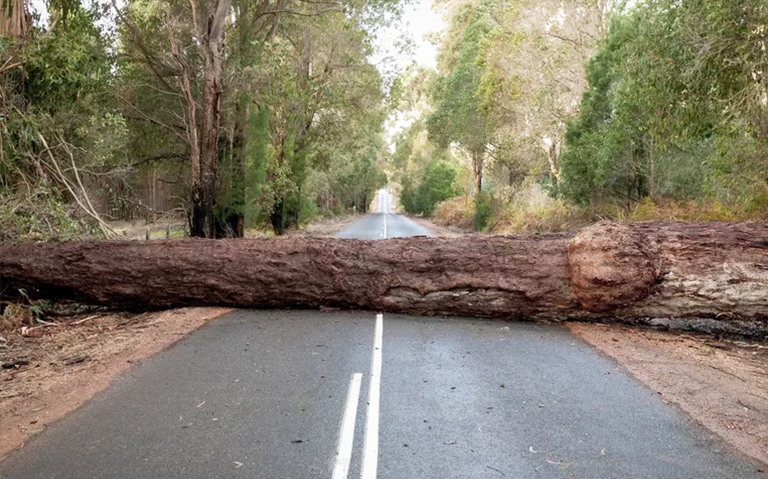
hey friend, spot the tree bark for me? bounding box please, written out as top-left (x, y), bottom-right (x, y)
top-left (1, 222), bottom-right (766, 334)
top-left (0, 0), bottom-right (28, 37)
top-left (471, 149), bottom-right (484, 196)
top-left (189, 0), bottom-right (229, 238)
top-left (546, 140), bottom-right (561, 184)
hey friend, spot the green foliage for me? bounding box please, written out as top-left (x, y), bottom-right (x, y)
top-left (401, 159), bottom-right (461, 216)
top-left (25, 6), bottom-right (111, 109)
top-left (0, 188), bottom-right (97, 241)
top-left (246, 10), bottom-right (390, 232)
top-left (427, 1), bottom-right (492, 156)
top-left (473, 191), bottom-right (493, 231)
top-left (560, 0), bottom-right (768, 209)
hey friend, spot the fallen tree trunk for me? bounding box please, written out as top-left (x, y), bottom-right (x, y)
top-left (1, 222), bottom-right (766, 334)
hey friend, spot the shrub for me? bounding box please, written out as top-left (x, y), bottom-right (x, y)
top-left (401, 160), bottom-right (461, 216)
top-left (474, 192), bottom-right (493, 231)
top-left (433, 196), bottom-right (475, 229)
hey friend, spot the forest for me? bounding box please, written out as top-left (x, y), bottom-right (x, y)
top-left (394, 0), bottom-right (768, 232)
top-left (1, 0), bottom-right (767, 239)
top-left (1, 0), bottom-right (394, 239)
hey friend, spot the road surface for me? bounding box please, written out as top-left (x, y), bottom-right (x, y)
top-left (2, 190), bottom-right (765, 479)
top-left (337, 189), bottom-right (431, 240)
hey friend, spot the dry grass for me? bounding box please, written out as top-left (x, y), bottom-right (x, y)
top-left (492, 184), bottom-right (599, 234)
top-left (433, 196), bottom-right (476, 230)
top-left (625, 197), bottom-right (768, 222)
top-left (433, 183), bottom-right (768, 235)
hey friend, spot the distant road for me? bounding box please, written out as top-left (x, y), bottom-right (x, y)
top-left (337, 189), bottom-right (431, 239)
top-left (3, 190), bottom-right (765, 479)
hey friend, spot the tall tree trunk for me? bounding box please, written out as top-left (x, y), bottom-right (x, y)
top-left (0, 0), bottom-right (27, 37)
top-left (189, 0), bottom-right (229, 238)
top-left (270, 197), bottom-right (285, 235)
top-left (471, 149), bottom-right (484, 196)
top-left (547, 140), bottom-right (561, 184)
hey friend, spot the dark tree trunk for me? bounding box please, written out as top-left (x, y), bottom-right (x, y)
top-left (224, 97), bottom-right (247, 238)
top-left (189, 0), bottom-right (229, 238)
top-left (270, 198), bottom-right (285, 235)
top-left (2, 222), bottom-right (766, 335)
top-left (471, 149), bottom-right (484, 196)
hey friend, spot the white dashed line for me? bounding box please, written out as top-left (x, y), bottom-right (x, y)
top-left (360, 313), bottom-right (383, 479)
top-left (332, 373), bottom-right (363, 479)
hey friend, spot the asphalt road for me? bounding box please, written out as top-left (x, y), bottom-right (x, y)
top-left (2, 190), bottom-right (766, 479)
top-left (337, 189), bottom-right (431, 240)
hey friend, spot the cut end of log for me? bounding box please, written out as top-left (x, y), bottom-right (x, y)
top-left (568, 222), bottom-right (659, 312)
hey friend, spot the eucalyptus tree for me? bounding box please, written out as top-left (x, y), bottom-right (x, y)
top-left (560, 0), bottom-right (768, 207)
top-left (116, 0), bottom-right (230, 237)
top-left (427, 0), bottom-right (493, 196)
top-left (255, 7), bottom-right (387, 233)
top-left (477, 0), bottom-right (607, 187)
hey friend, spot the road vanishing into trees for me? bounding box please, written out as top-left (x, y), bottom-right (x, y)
top-left (337, 189), bottom-right (432, 240)
top-left (2, 191), bottom-right (765, 479)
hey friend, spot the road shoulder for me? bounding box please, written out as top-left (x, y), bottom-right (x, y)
top-left (567, 322), bottom-right (768, 467)
top-left (404, 215), bottom-right (468, 237)
top-left (0, 307), bottom-right (231, 459)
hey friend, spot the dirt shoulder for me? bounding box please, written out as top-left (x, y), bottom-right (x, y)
top-left (568, 322), bottom-right (768, 466)
top-left (0, 307), bottom-right (231, 459)
top-left (406, 215), bottom-right (469, 237)
top-left (286, 214), bottom-right (363, 237)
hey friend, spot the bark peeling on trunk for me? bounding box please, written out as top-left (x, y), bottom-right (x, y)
top-left (1, 221), bottom-right (766, 335)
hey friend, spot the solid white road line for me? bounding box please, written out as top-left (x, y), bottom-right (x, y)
top-left (332, 373), bottom-right (363, 479)
top-left (360, 313), bottom-right (383, 479)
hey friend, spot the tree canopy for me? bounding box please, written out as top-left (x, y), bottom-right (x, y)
top-left (1, 0), bottom-right (402, 238)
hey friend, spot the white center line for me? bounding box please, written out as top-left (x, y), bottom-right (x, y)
top-left (332, 373), bottom-right (363, 479)
top-left (360, 313), bottom-right (383, 479)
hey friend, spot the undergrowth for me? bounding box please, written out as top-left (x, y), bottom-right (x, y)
top-left (432, 183), bottom-right (767, 234)
top-left (0, 189), bottom-right (98, 242)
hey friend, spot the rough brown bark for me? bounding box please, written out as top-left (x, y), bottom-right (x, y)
top-left (471, 149), bottom-right (484, 195)
top-left (189, 0), bottom-right (229, 238)
top-left (1, 222), bottom-right (766, 331)
top-left (0, 0), bottom-right (28, 37)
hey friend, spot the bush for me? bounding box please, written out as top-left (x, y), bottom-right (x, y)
top-left (433, 196), bottom-right (475, 229)
top-left (474, 192), bottom-right (493, 231)
top-left (0, 189), bottom-right (97, 242)
top-left (401, 160), bottom-right (460, 216)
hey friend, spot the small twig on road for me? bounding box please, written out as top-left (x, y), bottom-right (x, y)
top-left (72, 315), bottom-right (99, 326)
top-left (62, 355), bottom-right (89, 366)
top-left (708, 364), bottom-right (747, 383)
top-left (486, 465), bottom-right (506, 476)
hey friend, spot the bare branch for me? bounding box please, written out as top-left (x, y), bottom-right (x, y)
top-left (257, 6), bottom-right (342, 18)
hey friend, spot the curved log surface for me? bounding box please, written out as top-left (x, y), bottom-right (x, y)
top-left (1, 221), bottom-right (766, 335)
